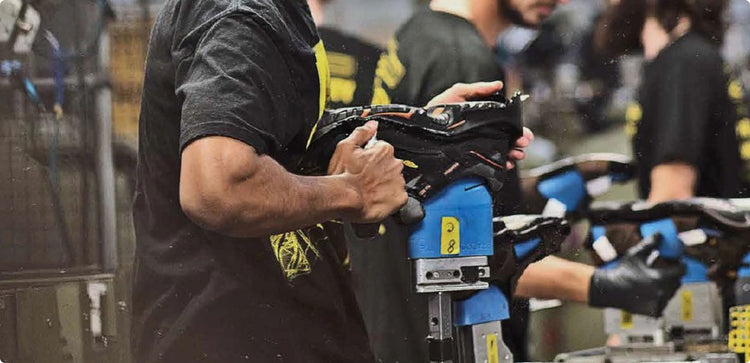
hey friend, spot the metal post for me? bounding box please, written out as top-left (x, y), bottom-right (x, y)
top-left (95, 27), bottom-right (117, 271)
top-left (428, 292), bottom-right (454, 363)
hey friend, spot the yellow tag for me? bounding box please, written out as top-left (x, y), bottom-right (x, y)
top-left (621, 311), bottom-right (633, 330)
top-left (403, 160), bottom-right (419, 169)
top-left (486, 333), bottom-right (499, 363)
top-left (441, 217), bottom-right (460, 255)
top-left (681, 290), bottom-right (693, 322)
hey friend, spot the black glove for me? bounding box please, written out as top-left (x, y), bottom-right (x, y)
top-left (589, 234), bottom-right (686, 317)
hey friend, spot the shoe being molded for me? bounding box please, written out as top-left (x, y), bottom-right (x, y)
top-left (298, 94), bottom-right (524, 202)
top-left (586, 198), bottom-right (750, 282)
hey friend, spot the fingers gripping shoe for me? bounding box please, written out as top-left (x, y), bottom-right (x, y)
top-left (298, 94), bottom-right (524, 206)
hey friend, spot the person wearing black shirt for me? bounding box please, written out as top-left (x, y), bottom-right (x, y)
top-left (597, 0), bottom-right (743, 202)
top-left (307, 0), bottom-right (382, 108)
top-left (130, 0), bottom-right (409, 361)
top-left (131, 0), bottom-right (533, 361)
top-left (355, 0), bottom-right (689, 361)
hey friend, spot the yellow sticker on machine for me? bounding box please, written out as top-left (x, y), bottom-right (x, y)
top-left (441, 217), bottom-right (460, 255)
top-left (486, 333), bottom-right (499, 363)
top-left (681, 290), bottom-right (693, 322)
top-left (621, 311), bottom-right (633, 330)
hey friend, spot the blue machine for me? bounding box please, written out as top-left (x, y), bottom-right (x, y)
top-left (408, 178), bottom-right (512, 363)
top-left (592, 218), bottom-right (719, 341)
top-left (409, 178), bottom-right (494, 259)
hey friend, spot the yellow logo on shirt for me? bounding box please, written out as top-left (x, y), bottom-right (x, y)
top-left (270, 229), bottom-right (321, 281)
top-left (624, 102), bottom-right (642, 138)
top-left (371, 38), bottom-right (405, 105)
top-left (307, 41), bottom-right (331, 148)
top-left (328, 51), bottom-right (358, 105)
top-left (314, 41), bottom-right (331, 119)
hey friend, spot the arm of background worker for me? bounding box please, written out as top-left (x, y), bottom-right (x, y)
top-left (180, 122), bottom-right (407, 239)
top-left (514, 256), bottom-right (594, 303)
top-left (647, 162), bottom-right (697, 203)
top-left (426, 81), bottom-right (534, 169)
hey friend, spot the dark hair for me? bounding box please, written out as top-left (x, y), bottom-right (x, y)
top-left (594, 0), bottom-right (726, 57)
top-left (650, 0), bottom-right (726, 45)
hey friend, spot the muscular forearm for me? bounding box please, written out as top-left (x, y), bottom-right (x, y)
top-left (180, 137), bottom-right (361, 238)
top-left (648, 162), bottom-right (696, 203)
top-left (514, 256), bottom-right (594, 303)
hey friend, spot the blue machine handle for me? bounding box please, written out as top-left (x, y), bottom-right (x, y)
top-left (640, 219), bottom-right (683, 259)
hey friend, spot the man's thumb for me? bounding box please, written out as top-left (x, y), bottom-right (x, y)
top-left (344, 121), bottom-right (378, 147)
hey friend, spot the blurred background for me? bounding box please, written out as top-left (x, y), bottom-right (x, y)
top-left (0, 0), bottom-right (747, 362)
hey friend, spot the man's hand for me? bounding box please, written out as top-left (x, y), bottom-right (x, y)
top-left (426, 81), bottom-right (534, 170)
top-left (426, 81), bottom-right (505, 106)
top-left (588, 235), bottom-right (686, 317)
top-left (327, 121), bottom-right (408, 223)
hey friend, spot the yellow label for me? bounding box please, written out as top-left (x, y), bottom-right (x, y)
top-left (681, 290), bottom-right (693, 322)
top-left (403, 160), bottom-right (418, 169)
top-left (486, 333), bottom-right (499, 363)
top-left (621, 311), bottom-right (633, 330)
top-left (440, 217), bottom-right (460, 255)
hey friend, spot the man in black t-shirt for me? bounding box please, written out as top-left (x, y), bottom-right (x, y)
top-left (356, 1), bottom-right (568, 361)
top-left (355, 1), bottom-right (687, 362)
top-left (131, 0), bottom-right (408, 361)
top-left (131, 1), bottom-right (532, 361)
top-left (307, 0), bottom-right (382, 109)
top-left (598, 0), bottom-right (743, 202)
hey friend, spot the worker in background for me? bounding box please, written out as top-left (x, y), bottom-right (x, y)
top-left (352, 0), bottom-right (685, 361)
top-left (307, 0), bottom-right (381, 109)
top-left (130, 0), bottom-right (532, 361)
top-left (595, 0), bottom-right (746, 203)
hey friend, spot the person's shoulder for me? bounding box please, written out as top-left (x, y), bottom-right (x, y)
top-left (664, 32), bottom-right (723, 70)
top-left (397, 10), bottom-right (481, 47)
top-left (396, 10), bottom-right (491, 67)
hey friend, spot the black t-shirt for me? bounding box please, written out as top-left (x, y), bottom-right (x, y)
top-left (631, 32), bottom-right (742, 199)
top-left (318, 26), bottom-right (382, 109)
top-left (131, 1), bottom-right (373, 362)
top-left (349, 10), bottom-right (525, 363)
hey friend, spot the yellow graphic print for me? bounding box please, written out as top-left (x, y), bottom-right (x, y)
top-left (729, 79), bottom-right (744, 103)
top-left (307, 41), bottom-right (331, 148)
top-left (328, 51), bottom-right (358, 105)
top-left (270, 230), bottom-right (321, 281)
top-left (371, 39), bottom-right (405, 105)
top-left (624, 102), bottom-right (642, 138)
top-left (729, 72), bottom-right (750, 183)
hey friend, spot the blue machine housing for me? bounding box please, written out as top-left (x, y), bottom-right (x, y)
top-left (409, 178), bottom-right (494, 259)
top-left (739, 253), bottom-right (750, 278)
top-left (537, 169), bottom-right (586, 211)
top-left (454, 285), bottom-right (510, 326)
